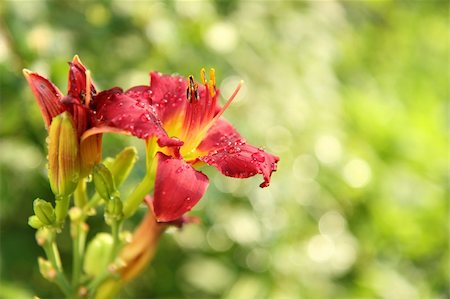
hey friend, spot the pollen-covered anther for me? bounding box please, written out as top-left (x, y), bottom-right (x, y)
top-left (200, 68), bottom-right (207, 85)
top-left (208, 68), bottom-right (216, 97)
top-left (186, 75), bottom-right (199, 102)
top-left (85, 70), bottom-right (92, 107)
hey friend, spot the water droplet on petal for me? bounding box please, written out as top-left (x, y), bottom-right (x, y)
top-left (251, 151), bottom-right (266, 162)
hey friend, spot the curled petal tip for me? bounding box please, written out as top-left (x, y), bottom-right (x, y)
top-left (22, 68), bottom-right (32, 77)
top-left (72, 54), bottom-right (81, 63)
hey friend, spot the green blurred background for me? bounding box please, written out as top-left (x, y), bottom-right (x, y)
top-left (0, 1), bottom-right (448, 298)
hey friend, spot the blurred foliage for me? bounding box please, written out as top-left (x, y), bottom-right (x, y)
top-left (0, 1), bottom-right (448, 298)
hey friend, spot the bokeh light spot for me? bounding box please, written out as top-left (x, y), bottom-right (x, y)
top-left (342, 158), bottom-right (372, 188)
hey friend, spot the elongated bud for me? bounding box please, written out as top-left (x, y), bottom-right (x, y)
top-left (28, 215), bottom-right (44, 229)
top-left (48, 112), bottom-right (80, 197)
top-left (84, 233), bottom-right (114, 277)
top-left (93, 163), bottom-right (118, 201)
top-left (38, 257), bottom-right (56, 281)
top-left (103, 147), bottom-right (138, 187)
top-left (33, 198), bottom-right (56, 225)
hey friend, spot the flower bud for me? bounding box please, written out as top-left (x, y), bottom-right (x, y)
top-left (93, 163), bottom-right (118, 201)
top-left (38, 257), bottom-right (56, 281)
top-left (104, 147), bottom-right (138, 187)
top-left (35, 227), bottom-right (52, 246)
top-left (33, 198), bottom-right (56, 225)
top-left (105, 196), bottom-right (123, 224)
top-left (28, 215), bottom-right (44, 229)
top-left (83, 233), bottom-right (113, 277)
top-left (48, 112), bottom-right (80, 197)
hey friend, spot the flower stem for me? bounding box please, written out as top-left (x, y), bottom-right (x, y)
top-left (43, 229), bottom-right (72, 296)
top-left (72, 180), bottom-right (89, 288)
top-left (122, 175), bottom-right (154, 219)
top-left (55, 195), bottom-right (70, 228)
top-left (74, 179), bottom-right (88, 208)
top-left (122, 139), bottom-right (157, 219)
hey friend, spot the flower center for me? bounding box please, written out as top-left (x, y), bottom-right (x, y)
top-left (179, 69), bottom-right (242, 160)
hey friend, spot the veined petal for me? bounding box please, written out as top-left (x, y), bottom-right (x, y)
top-left (125, 85), bottom-right (153, 103)
top-left (149, 72), bottom-right (187, 123)
top-left (67, 55), bottom-right (96, 103)
top-left (153, 153), bottom-right (209, 222)
top-left (23, 70), bottom-right (66, 128)
top-left (197, 119), bottom-right (279, 188)
top-left (93, 88), bottom-right (182, 147)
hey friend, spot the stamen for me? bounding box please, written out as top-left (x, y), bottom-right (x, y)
top-left (85, 70), bottom-right (92, 107)
top-left (195, 80), bottom-right (243, 143)
top-left (200, 68), bottom-right (206, 85)
top-left (186, 75), bottom-right (199, 102)
top-left (208, 68), bottom-right (216, 97)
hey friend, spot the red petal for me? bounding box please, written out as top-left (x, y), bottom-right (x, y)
top-left (126, 85), bottom-right (153, 103)
top-left (23, 70), bottom-right (66, 128)
top-left (198, 119), bottom-right (279, 188)
top-left (93, 88), bottom-right (182, 147)
top-left (153, 153), bottom-right (209, 222)
top-left (149, 72), bottom-right (187, 123)
top-left (67, 56), bottom-right (96, 102)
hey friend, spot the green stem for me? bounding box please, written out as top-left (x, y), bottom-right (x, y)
top-left (55, 195), bottom-right (70, 228)
top-left (122, 175), bottom-right (154, 219)
top-left (122, 138), bottom-right (158, 219)
top-left (43, 230), bottom-right (72, 296)
top-left (83, 193), bottom-right (101, 216)
top-left (110, 220), bottom-right (122, 261)
top-left (71, 222), bottom-right (87, 289)
top-left (72, 180), bottom-right (89, 291)
top-left (74, 179), bottom-right (88, 208)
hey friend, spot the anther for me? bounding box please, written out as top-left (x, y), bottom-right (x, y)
top-left (200, 68), bottom-right (206, 85)
top-left (85, 70), bottom-right (92, 107)
top-left (209, 68), bottom-right (216, 97)
top-left (186, 75), bottom-right (199, 102)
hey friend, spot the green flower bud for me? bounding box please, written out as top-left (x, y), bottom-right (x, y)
top-left (28, 215), bottom-right (44, 229)
top-left (48, 112), bottom-right (79, 197)
top-left (105, 196), bottom-right (123, 225)
top-left (35, 227), bottom-right (52, 246)
top-left (38, 257), bottom-right (56, 281)
top-left (93, 163), bottom-right (118, 201)
top-left (104, 147), bottom-right (138, 188)
top-left (33, 199), bottom-right (56, 225)
top-left (83, 233), bottom-right (113, 277)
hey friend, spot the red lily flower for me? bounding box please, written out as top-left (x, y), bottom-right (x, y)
top-left (23, 56), bottom-right (179, 178)
top-left (94, 69), bottom-right (279, 222)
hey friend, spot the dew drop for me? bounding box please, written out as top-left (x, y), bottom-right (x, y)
top-left (251, 151), bottom-right (266, 162)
